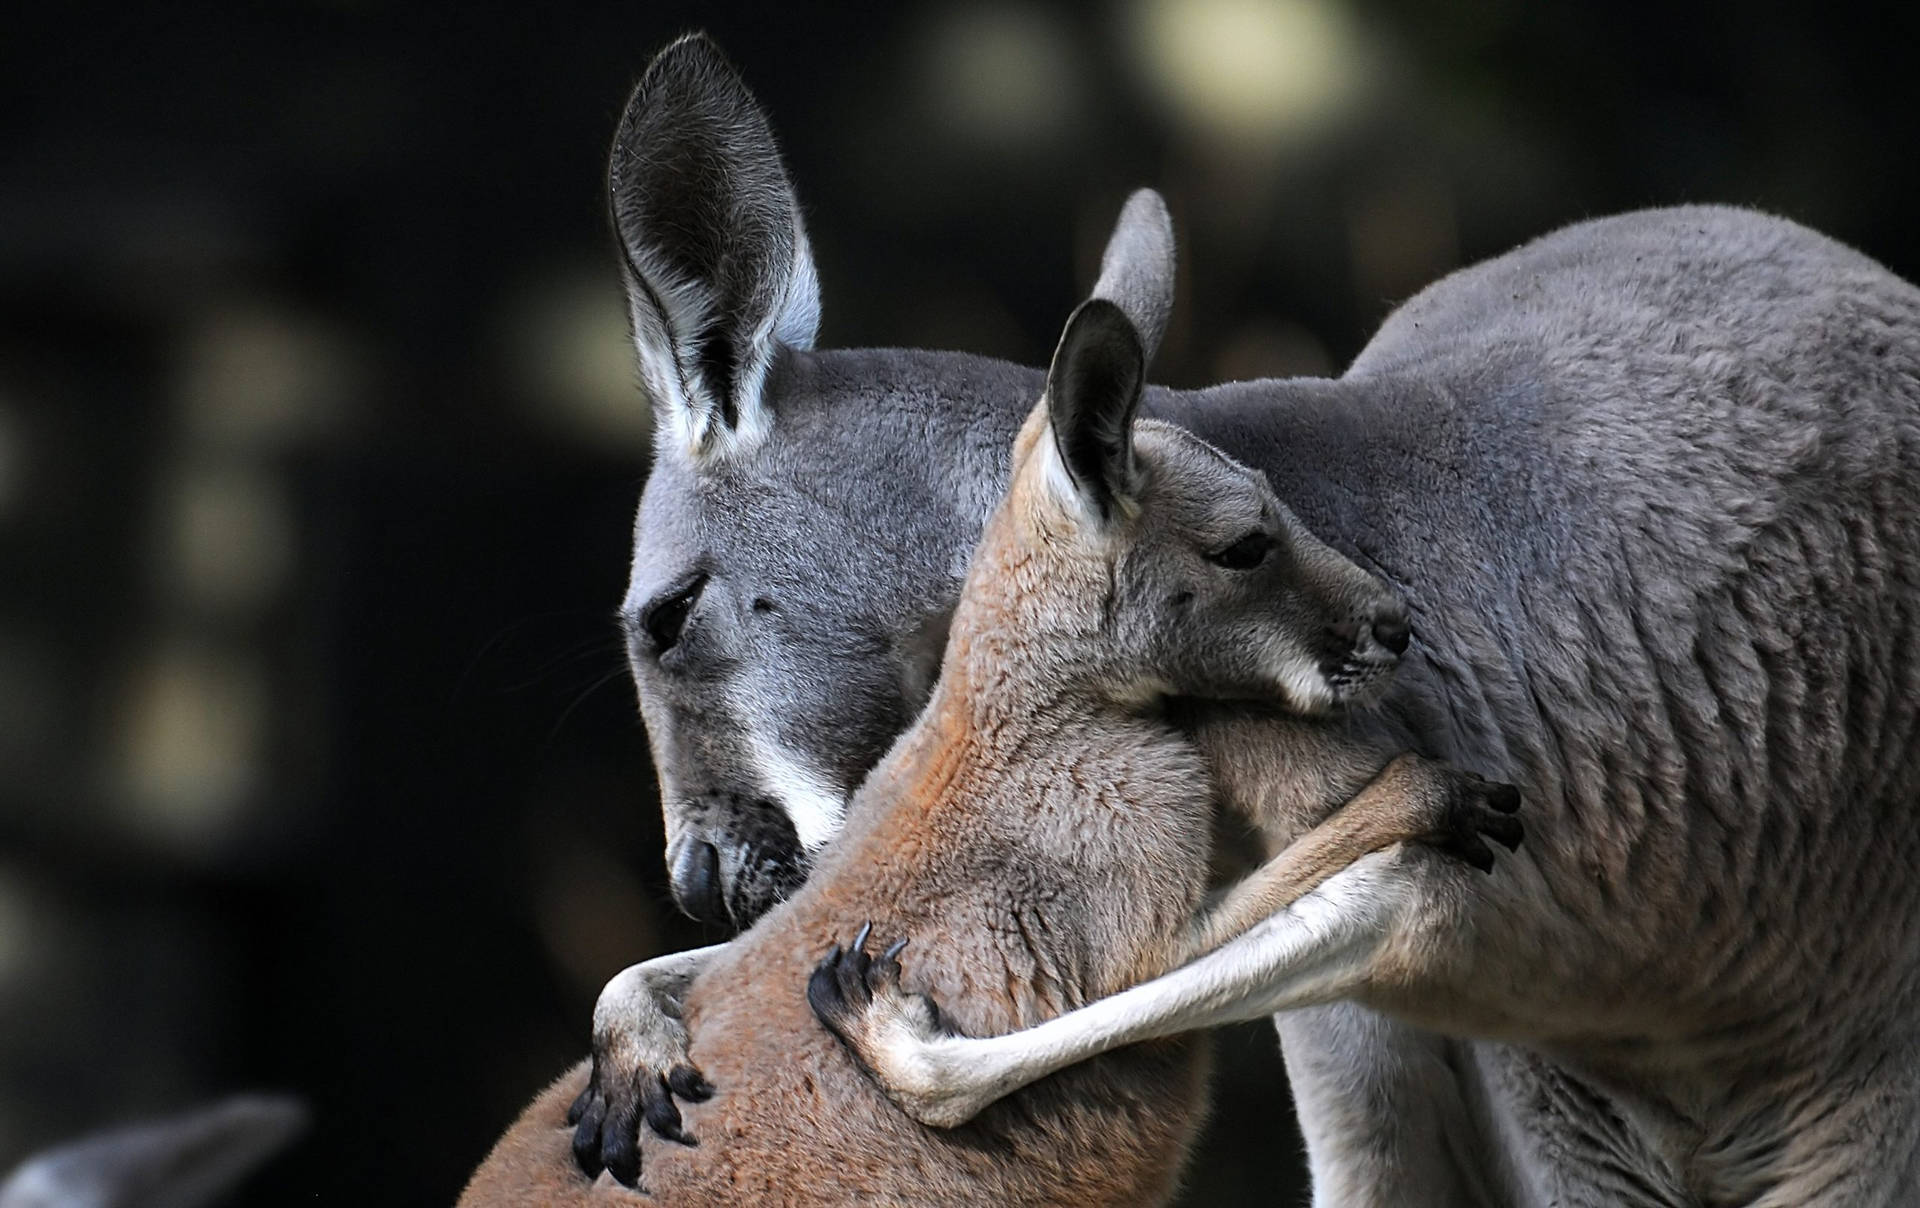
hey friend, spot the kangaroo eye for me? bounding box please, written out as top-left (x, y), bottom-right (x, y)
top-left (1207, 531), bottom-right (1275, 570)
top-left (643, 574), bottom-right (708, 654)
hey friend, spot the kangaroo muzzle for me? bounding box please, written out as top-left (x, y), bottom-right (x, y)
top-left (668, 837), bottom-right (725, 923)
top-left (1318, 593), bottom-right (1411, 705)
top-left (663, 792), bottom-right (809, 929)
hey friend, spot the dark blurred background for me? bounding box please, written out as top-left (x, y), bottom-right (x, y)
top-left (3, 1), bottom-right (1918, 1203)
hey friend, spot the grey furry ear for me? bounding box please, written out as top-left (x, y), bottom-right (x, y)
top-left (1045, 298), bottom-right (1146, 522)
top-left (1090, 189), bottom-right (1175, 366)
top-left (609, 34), bottom-right (821, 459)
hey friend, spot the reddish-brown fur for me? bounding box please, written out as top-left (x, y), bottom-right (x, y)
top-left (460, 392), bottom-right (1472, 1206)
top-left (464, 437), bottom-right (1214, 1202)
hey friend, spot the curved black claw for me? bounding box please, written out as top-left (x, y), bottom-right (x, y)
top-left (807, 942), bottom-right (867, 1037)
top-left (808, 924), bottom-right (912, 1054)
top-left (569, 1088), bottom-right (606, 1178)
top-left (599, 1085), bottom-right (645, 1187)
top-left (569, 1060), bottom-right (712, 1186)
top-left (1432, 773), bottom-right (1525, 875)
top-left (668, 1064), bottom-right (716, 1102)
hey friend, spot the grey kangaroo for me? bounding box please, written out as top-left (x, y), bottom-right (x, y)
top-left (462, 299), bottom-right (1520, 1206)
top-left (579, 33), bottom-right (1920, 1208)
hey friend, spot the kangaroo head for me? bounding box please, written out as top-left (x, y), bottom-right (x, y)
top-left (613, 36), bottom-right (1051, 927)
top-left (608, 35), bottom-right (1299, 929)
top-left (972, 300), bottom-right (1408, 713)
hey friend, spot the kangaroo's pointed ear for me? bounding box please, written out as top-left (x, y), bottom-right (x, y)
top-left (1044, 298), bottom-right (1146, 523)
top-left (609, 34), bottom-right (821, 461)
top-left (1090, 189), bottom-right (1175, 366)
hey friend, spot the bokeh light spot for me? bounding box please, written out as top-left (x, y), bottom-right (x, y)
top-left (1130, 0), bottom-right (1372, 145)
top-left (114, 645), bottom-right (267, 855)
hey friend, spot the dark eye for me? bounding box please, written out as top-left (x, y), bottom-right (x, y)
top-left (1207, 531), bottom-right (1275, 570)
top-left (643, 574), bottom-right (708, 654)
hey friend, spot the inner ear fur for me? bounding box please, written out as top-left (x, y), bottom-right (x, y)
top-left (1046, 298), bottom-right (1148, 522)
top-left (608, 33), bottom-right (821, 458)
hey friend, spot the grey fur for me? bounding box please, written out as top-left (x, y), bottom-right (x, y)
top-left (1091, 189), bottom-right (1177, 364)
top-left (496, 301), bottom-right (1517, 1206)
top-left (600, 36), bottom-right (1920, 1208)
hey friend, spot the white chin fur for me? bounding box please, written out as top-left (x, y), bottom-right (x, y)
top-left (1276, 657), bottom-right (1338, 716)
top-left (748, 734), bottom-right (849, 851)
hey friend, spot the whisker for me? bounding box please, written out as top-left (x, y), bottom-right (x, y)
top-left (500, 636), bottom-right (627, 693)
top-left (454, 610), bottom-right (622, 702)
top-left (545, 666), bottom-right (634, 745)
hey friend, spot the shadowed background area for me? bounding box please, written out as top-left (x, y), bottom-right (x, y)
top-left (2, 1), bottom-right (1917, 1203)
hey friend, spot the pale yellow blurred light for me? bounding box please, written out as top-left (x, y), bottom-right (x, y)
top-left (176, 307), bottom-right (356, 451)
top-left (159, 462), bottom-right (294, 614)
top-left (1130, 0), bottom-right (1371, 144)
top-left (507, 269), bottom-right (652, 449)
top-left (115, 644), bottom-right (267, 851)
top-left (922, 5), bottom-right (1082, 146)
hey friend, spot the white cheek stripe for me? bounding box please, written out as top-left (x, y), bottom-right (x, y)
top-left (746, 732), bottom-right (848, 851)
top-left (1272, 636), bottom-right (1336, 715)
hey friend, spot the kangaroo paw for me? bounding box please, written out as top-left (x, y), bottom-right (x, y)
top-left (571, 968), bottom-right (712, 1186)
top-left (809, 925), bottom-right (979, 1126)
top-left (1427, 771), bottom-right (1524, 874)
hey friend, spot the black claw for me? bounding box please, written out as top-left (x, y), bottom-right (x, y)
top-left (872, 942), bottom-right (904, 986)
top-left (1484, 813), bottom-right (1525, 850)
top-left (641, 1075), bottom-right (695, 1148)
top-left (1449, 832), bottom-right (1496, 874)
top-left (808, 956), bottom-right (849, 1029)
top-left (881, 936), bottom-right (910, 963)
top-left (667, 1064), bottom-right (714, 1102)
top-left (571, 1093), bottom-right (607, 1178)
top-left (603, 1146), bottom-right (638, 1189)
top-left (852, 920), bottom-right (872, 952)
top-left (833, 937), bottom-right (870, 1007)
top-left (566, 1084), bottom-right (591, 1128)
top-left (603, 1093), bottom-right (643, 1186)
top-left (1488, 783), bottom-right (1522, 813)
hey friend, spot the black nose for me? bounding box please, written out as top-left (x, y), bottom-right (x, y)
top-left (669, 840), bottom-right (726, 924)
top-left (1373, 615), bottom-right (1411, 656)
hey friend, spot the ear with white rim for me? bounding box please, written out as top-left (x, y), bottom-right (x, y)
top-left (608, 33), bottom-right (821, 461)
top-left (1090, 188), bottom-right (1176, 366)
top-left (1043, 298), bottom-right (1147, 524)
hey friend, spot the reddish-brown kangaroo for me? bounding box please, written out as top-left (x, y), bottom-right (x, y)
top-left (460, 298), bottom-right (1519, 1206)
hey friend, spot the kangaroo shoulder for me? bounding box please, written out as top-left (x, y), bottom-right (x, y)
top-left (1351, 205), bottom-right (1919, 381)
